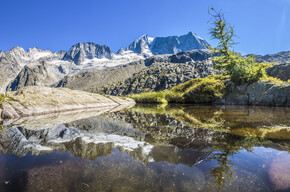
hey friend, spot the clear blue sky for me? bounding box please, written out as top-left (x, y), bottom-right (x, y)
top-left (0, 0), bottom-right (289, 55)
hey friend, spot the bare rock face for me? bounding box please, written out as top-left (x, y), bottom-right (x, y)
top-left (266, 63), bottom-right (290, 81)
top-left (0, 86), bottom-right (135, 119)
top-left (220, 81), bottom-right (290, 107)
top-left (7, 61), bottom-right (70, 91)
top-left (0, 55), bottom-right (23, 92)
top-left (63, 42), bottom-right (114, 65)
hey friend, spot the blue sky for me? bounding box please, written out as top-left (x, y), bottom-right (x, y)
top-left (0, 0), bottom-right (289, 55)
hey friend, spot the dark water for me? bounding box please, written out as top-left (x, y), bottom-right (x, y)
top-left (0, 104), bottom-right (290, 192)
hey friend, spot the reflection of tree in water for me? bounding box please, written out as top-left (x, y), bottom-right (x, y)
top-left (207, 146), bottom-right (234, 190)
top-left (207, 136), bottom-right (268, 191)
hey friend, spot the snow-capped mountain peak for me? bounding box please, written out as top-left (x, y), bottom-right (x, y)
top-left (63, 42), bottom-right (114, 65)
top-left (27, 47), bottom-right (53, 60)
top-left (123, 32), bottom-right (210, 56)
top-left (124, 34), bottom-right (154, 56)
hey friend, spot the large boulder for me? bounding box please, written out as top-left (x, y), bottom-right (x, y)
top-left (0, 86), bottom-right (135, 119)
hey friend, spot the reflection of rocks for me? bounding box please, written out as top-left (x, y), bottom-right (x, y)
top-left (107, 110), bottom-right (225, 146)
top-left (1, 104), bottom-right (290, 191)
top-left (0, 111), bottom-right (218, 167)
top-left (3, 105), bottom-right (130, 130)
top-left (65, 115), bottom-right (144, 138)
top-left (0, 124), bottom-right (153, 164)
top-left (269, 155), bottom-right (290, 191)
top-left (179, 105), bottom-right (290, 129)
top-left (1, 104), bottom-right (290, 170)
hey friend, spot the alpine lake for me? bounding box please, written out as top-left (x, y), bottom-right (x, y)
top-left (0, 104), bottom-right (290, 192)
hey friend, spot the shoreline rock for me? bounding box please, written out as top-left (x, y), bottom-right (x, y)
top-left (0, 86), bottom-right (135, 120)
top-left (218, 81), bottom-right (290, 107)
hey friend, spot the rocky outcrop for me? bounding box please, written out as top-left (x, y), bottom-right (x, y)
top-left (266, 63), bottom-right (290, 81)
top-left (220, 81), bottom-right (290, 107)
top-left (94, 59), bottom-right (215, 96)
top-left (7, 61), bottom-right (70, 91)
top-left (0, 56), bottom-right (22, 92)
top-left (0, 86), bottom-right (135, 119)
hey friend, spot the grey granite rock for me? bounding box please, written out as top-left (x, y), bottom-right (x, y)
top-left (266, 63), bottom-right (290, 81)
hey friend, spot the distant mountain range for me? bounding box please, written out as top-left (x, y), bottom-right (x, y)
top-left (122, 32), bottom-right (209, 55)
top-left (0, 32), bottom-right (289, 93)
top-left (0, 32), bottom-right (209, 92)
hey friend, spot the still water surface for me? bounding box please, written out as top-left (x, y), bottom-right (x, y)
top-left (0, 104), bottom-right (290, 192)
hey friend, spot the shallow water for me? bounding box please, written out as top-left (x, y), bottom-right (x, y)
top-left (0, 104), bottom-right (290, 192)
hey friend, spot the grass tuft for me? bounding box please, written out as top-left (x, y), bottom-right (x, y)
top-left (128, 92), bottom-right (168, 104)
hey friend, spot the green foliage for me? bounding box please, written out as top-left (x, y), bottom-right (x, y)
top-left (129, 74), bottom-right (227, 104)
top-left (208, 7), bottom-right (266, 85)
top-left (128, 92), bottom-right (168, 104)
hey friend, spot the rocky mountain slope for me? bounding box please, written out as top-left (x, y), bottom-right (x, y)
top-left (54, 49), bottom-right (212, 91)
top-left (54, 60), bottom-right (146, 91)
top-left (93, 59), bottom-right (215, 96)
top-left (0, 32), bottom-right (210, 92)
top-left (1, 32), bottom-right (289, 93)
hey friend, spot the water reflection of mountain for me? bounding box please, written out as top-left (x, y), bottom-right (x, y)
top-left (1, 104), bottom-right (290, 167)
top-left (0, 104), bottom-right (290, 191)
